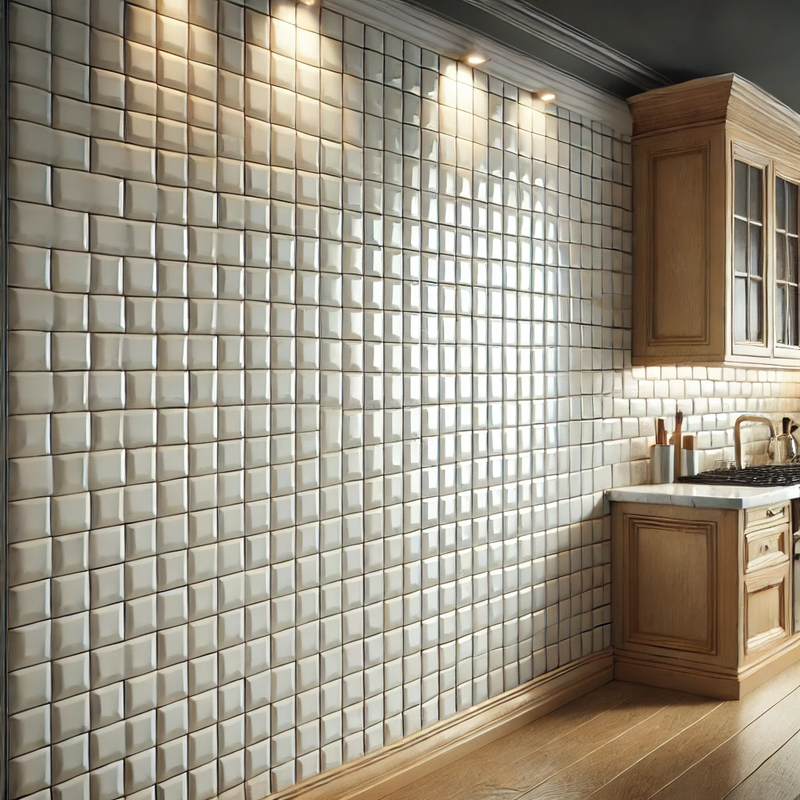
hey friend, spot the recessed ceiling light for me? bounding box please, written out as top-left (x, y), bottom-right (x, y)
top-left (537, 90), bottom-right (556, 102)
top-left (297, 0), bottom-right (317, 5)
top-left (463, 52), bottom-right (489, 66)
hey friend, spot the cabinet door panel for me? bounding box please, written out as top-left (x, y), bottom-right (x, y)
top-left (743, 564), bottom-right (790, 658)
top-left (650, 146), bottom-right (710, 344)
top-left (632, 126), bottom-right (727, 363)
top-left (624, 515), bottom-right (718, 654)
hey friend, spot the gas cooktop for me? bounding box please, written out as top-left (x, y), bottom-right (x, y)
top-left (680, 464), bottom-right (800, 487)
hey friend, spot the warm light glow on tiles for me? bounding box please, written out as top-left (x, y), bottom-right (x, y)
top-left (463, 52), bottom-right (489, 66)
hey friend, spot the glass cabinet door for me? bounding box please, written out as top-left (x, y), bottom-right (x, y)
top-left (775, 176), bottom-right (800, 348)
top-left (733, 160), bottom-right (765, 344)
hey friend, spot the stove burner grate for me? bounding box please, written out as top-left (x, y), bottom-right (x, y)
top-left (680, 464), bottom-right (800, 487)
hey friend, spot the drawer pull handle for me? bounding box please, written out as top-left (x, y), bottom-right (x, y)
top-left (766, 508), bottom-right (782, 517)
top-left (760, 544), bottom-right (770, 554)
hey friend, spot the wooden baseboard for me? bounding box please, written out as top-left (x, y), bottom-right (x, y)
top-left (614, 652), bottom-right (743, 700)
top-left (615, 636), bottom-right (800, 700)
top-left (739, 636), bottom-right (800, 697)
top-left (247, 649), bottom-right (613, 800)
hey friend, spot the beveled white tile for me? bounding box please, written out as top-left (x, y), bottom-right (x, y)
top-left (9, 42), bottom-right (51, 93)
top-left (8, 746), bottom-right (51, 799)
top-left (158, 13), bottom-right (188, 57)
top-left (10, 202), bottom-right (89, 252)
top-left (8, 661), bottom-right (52, 714)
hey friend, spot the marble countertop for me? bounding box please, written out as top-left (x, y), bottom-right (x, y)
top-left (607, 483), bottom-right (800, 509)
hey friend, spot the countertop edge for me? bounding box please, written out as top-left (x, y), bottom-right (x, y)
top-left (606, 485), bottom-right (800, 510)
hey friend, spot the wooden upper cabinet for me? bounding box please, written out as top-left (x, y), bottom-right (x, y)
top-left (629, 74), bottom-right (800, 366)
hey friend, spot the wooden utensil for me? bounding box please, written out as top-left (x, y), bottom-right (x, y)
top-left (673, 411), bottom-right (683, 481)
top-left (656, 418), bottom-right (666, 446)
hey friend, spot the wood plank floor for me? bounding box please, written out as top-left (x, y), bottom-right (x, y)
top-left (387, 661), bottom-right (800, 800)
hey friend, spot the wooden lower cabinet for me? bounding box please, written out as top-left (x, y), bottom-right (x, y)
top-left (612, 502), bottom-right (800, 699)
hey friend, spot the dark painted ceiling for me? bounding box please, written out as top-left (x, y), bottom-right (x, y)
top-left (411, 0), bottom-right (800, 112)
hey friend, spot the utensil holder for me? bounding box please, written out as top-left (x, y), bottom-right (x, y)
top-left (681, 449), bottom-right (700, 477)
top-left (652, 445), bottom-right (675, 484)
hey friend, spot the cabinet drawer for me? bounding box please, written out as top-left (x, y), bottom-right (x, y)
top-left (745, 525), bottom-right (790, 572)
top-left (744, 502), bottom-right (790, 531)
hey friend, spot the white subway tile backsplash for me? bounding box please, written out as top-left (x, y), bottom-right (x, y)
top-left (8, 0), bottom-right (800, 798)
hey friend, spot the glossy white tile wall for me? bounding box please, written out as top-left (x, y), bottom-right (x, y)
top-left (8, 0), bottom-right (800, 798)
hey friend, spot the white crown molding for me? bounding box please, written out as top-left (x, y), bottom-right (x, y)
top-left (460, 0), bottom-right (668, 93)
top-left (326, 0), bottom-right (634, 134)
